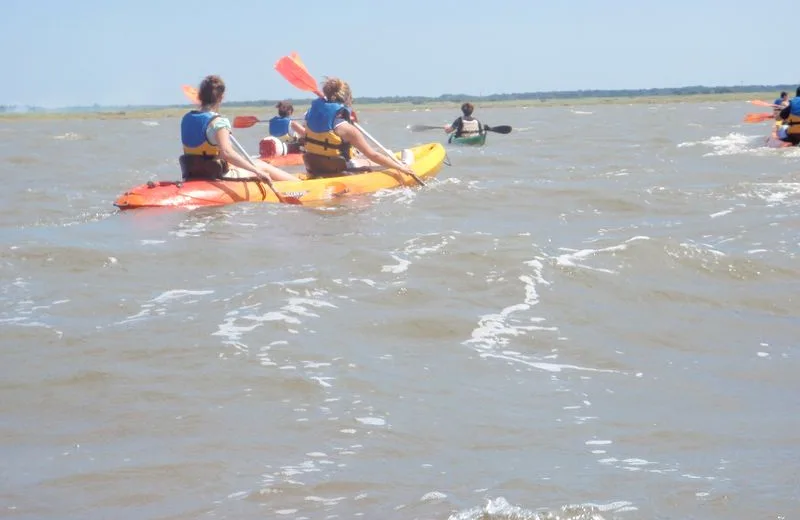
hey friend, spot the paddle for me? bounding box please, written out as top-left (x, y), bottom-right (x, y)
top-left (743, 112), bottom-right (775, 123)
top-left (408, 123), bottom-right (513, 134)
top-left (749, 99), bottom-right (782, 109)
top-left (274, 52), bottom-right (426, 186)
top-left (233, 115), bottom-right (304, 129)
top-left (182, 85), bottom-right (199, 104)
top-left (233, 115), bottom-right (262, 128)
top-left (407, 124), bottom-right (445, 132)
top-left (229, 135), bottom-right (301, 205)
top-left (485, 125), bottom-right (512, 134)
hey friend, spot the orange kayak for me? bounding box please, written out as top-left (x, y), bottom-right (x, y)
top-left (114, 143), bottom-right (445, 209)
top-left (261, 153), bottom-right (304, 166)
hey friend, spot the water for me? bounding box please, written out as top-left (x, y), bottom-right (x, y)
top-left (1, 102), bottom-right (798, 520)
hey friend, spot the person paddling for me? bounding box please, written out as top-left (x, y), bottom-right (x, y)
top-left (444, 102), bottom-right (485, 140)
top-left (180, 75), bottom-right (299, 181)
top-left (302, 77), bottom-right (415, 178)
top-left (269, 100), bottom-right (306, 144)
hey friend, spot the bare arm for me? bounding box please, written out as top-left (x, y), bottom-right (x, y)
top-left (290, 120), bottom-right (306, 138)
top-left (336, 122), bottom-right (414, 175)
top-left (216, 127), bottom-right (298, 181)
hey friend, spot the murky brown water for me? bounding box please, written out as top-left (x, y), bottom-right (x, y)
top-left (1, 102), bottom-right (798, 520)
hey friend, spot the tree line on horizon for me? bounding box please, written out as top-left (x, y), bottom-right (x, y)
top-left (1, 84), bottom-right (794, 113)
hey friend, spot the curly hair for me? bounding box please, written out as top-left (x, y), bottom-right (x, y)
top-left (322, 77), bottom-right (352, 104)
top-left (461, 102), bottom-right (474, 117)
top-left (198, 75), bottom-right (225, 106)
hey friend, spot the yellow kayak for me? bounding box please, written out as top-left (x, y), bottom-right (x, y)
top-left (114, 143), bottom-right (445, 209)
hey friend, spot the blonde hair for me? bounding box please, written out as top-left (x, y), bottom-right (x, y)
top-left (322, 77), bottom-right (352, 104)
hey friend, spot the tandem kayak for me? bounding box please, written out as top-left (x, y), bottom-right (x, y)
top-left (114, 143), bottom-right (445, 209)
top-left (448, 133), bottom-right (487, 146)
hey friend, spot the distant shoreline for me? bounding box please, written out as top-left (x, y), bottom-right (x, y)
top-left (0, 91), bottom-right (778, 121)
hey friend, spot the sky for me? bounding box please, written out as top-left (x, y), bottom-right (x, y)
top-left (0, 0), bottom-right (791, 108)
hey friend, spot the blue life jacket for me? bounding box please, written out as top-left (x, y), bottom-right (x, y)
top-left (304, 98), bottom-right (353, 158)
top-left (181, 111), bottom-right (219, 156)
top-left (789, 97), bottom-right (800, 117)
top-left (305, 98), bottom-right (351, 133)
top-left (269, 116), bottom-right (292, 139)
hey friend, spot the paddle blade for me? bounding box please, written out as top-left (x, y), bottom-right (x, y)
top-left (275, 53), bottom-right (322, 97)
top-left (182, 85), bottom-right (199, 104)
top-left (743, 112), bottom-right (774, 123)
top-left (749, 99), bottom-right (779, 108)
top-left (233, 116), bottom-right (261, 129)
top-left (485, 125), bottom-right (512, 134)
top-left (407, 124), bottom-right (445, 132)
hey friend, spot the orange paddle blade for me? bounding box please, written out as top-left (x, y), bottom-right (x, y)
top-left (233, 115), bottom-right (261, 128)
top-left (743, 112), bottom-right (774, 123)
top-left (182, 85), bottom-right (199, 104)
top-left (749, 99), bottom-right (778, 108)
top-left (275, 53), bottom-right (322, 97)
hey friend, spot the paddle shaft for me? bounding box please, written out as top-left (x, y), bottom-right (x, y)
top-left (229, 135), bottom-right (291, 203)
top-left (353, 122), bottom-right (426, 186)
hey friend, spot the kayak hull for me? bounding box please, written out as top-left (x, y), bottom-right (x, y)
top-left (261, 153), bottom-right (304, 166)
top-left (448, 133), bottom-right (487, 146)
top-left (114, 143), bottom-right (445, 209)
top-left (765, 122), bottom-right (794, 148)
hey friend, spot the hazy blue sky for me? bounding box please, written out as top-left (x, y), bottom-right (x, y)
top-left (1, 0), bottom-right (789, 107)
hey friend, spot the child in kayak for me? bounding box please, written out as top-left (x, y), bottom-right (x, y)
top-left (445, 102), bottom-right (484, 138)
top-left (302, 77), bottom-right (415, 178)
top-left (773, 91), bottom-right (789, 119)
top-left (179, 75), bottom-right (299, 181)
top-left (269, 100), bottom-right (306, 148)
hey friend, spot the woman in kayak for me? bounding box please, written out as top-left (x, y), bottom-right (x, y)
top-left (445, 102), bottom-right (484, 138)
top-left (180, 75), bottom-right (299, 181)
top-left (269, 100), bottom-right (306, 146)
top-left (302, 77), bottom-right (415, 178)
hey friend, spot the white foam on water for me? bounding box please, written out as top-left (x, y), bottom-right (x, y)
top-left (556, 236), bottom-right (649, 274)
top-left (747, 182), bottom-right (800, 206)
top-left (151, 289), bottom-right (214, 303)
top-left (52, 132), bottom-right (83, 140)
top-left (710, 208), bottom-right (734, 218)
top-left (381, 254), bottom-right (411, 274)
top-left (420, 491), bottom-right (447, 501)
top-left (355, 417), bottom-right (385, 426)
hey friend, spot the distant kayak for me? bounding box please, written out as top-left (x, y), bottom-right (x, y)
top-left (448, 133), bottom-right (487, 146)
top-left (114, 143), bottom-right (445, 209)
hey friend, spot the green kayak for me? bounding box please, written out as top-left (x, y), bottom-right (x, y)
top-left (448, 133), bottom-right (487, 146)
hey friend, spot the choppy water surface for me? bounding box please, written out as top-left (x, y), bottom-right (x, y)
top-left (1, 102), bottom-right (797, 520)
